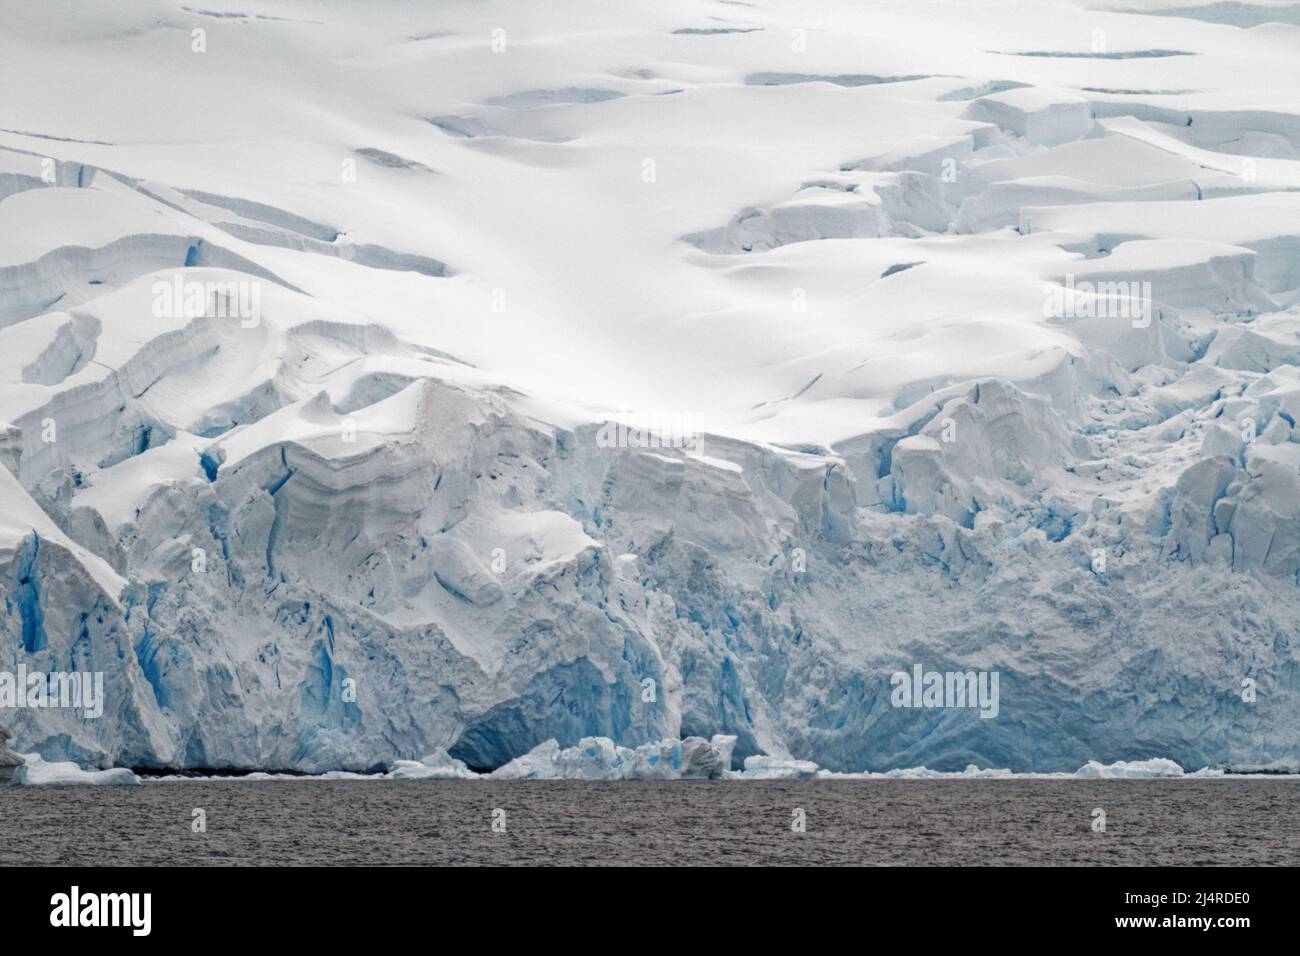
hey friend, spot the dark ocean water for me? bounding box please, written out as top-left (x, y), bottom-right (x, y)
top-left (2, 778), bottom-right (1298, 866)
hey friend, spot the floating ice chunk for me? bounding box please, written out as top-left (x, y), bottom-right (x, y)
top-left (1074, 758), bottom-right (1185, 779)
top-left (821, 764), bottom-right (1022, 779)
top-left (13, 753), bottom-right (139, 786)
top-left (676, 735), bottom-right (739, 778)
top-left (387, 749), bottom-right (477, 780)
top-left (626, 738), bottom-right (683, 779)
top-left (680, 736), bottom-right (723, 779)
top-left (710, 735), bottom-right (737, 772)
top-left (487, 737), bottom-right (627, 780)
top-left (488, 736), bottom-right (742, 780)
top-left (556, 736), bottom-right (627, 780)
top-left (151, 770), bottom-right (376, 782)
top-left (489, 739), bottom-right (563, 780)
top-left (733, 755), bottom-right (820, 780)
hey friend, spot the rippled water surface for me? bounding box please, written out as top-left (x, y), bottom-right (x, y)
top-left (2, 778), bottom-right (1298, 866)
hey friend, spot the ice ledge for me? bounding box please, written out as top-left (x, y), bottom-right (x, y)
top-left (25, 748), bottom-right (1291, 785)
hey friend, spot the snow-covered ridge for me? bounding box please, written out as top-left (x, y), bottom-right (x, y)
top-left (1, 0), bottom-right (1299, 775)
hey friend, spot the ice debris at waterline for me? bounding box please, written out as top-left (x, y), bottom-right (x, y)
top-left (821, 757), bottom-right (1213, 780)
top-left (12, 753), bottom-right (139, 786)
top-left (489, 736), bottom-right (738, 780)
top-left (2, 1), bottom-right (1300, 775)
top-left (13, 741), bottom-right (1290, 784)
top-left (1073, 758), bottom-right (1186, 779)
top-left (387, 749), bottom-right (478, 781)
top-left (127, 748), bottom-right (1300, 784)
top-left (481, 746), bottom-right (1261, 781)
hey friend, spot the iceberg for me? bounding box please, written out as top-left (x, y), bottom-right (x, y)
top-left (732, 756), bottom-right (821, 781)
top-left (624, 738), bottom-right (683, 780)
top-left (1074, 758), bottom-right (1186, 780)
top-left (13, 753), bottom-right (139, 786)
top-left (386, 749), bottom-right (477, 781)
top-left (488, 736), bottom-right (739, 781)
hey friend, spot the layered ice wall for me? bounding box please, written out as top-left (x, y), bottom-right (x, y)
top-left (1, 0), bottom-right (1299, 773)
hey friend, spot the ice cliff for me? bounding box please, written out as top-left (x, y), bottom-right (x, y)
top-left (1, 0), bottom-right (1299, 774)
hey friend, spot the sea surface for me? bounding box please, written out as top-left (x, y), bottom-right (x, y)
top-left (3, 778), bottom-right (1298, 866)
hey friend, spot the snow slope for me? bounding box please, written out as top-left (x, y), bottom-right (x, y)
top-left (1, 0), bottom-right (1298, 772)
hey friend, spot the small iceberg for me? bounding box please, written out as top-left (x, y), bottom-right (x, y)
top-left (818, 758), bottom-right (1195, 779)
top-left (1074, 758), bottom-right (1185, 779)
top-left (489, 735), bottom-right (739, 780)
top-left (13, 753), bottom-right (140, 786)
top-left (387, 749), bottom-right (477, 780)
top-left (731, 755), bottom-right (820, 780)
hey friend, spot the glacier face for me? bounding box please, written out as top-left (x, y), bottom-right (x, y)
top-left (2, 0), bottom-right (1300, 774)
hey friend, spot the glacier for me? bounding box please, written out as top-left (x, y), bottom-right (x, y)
top-left (1, 0), bottom-right (1300, 776)
top-left (7, 735), bottom-right (1230, 783)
